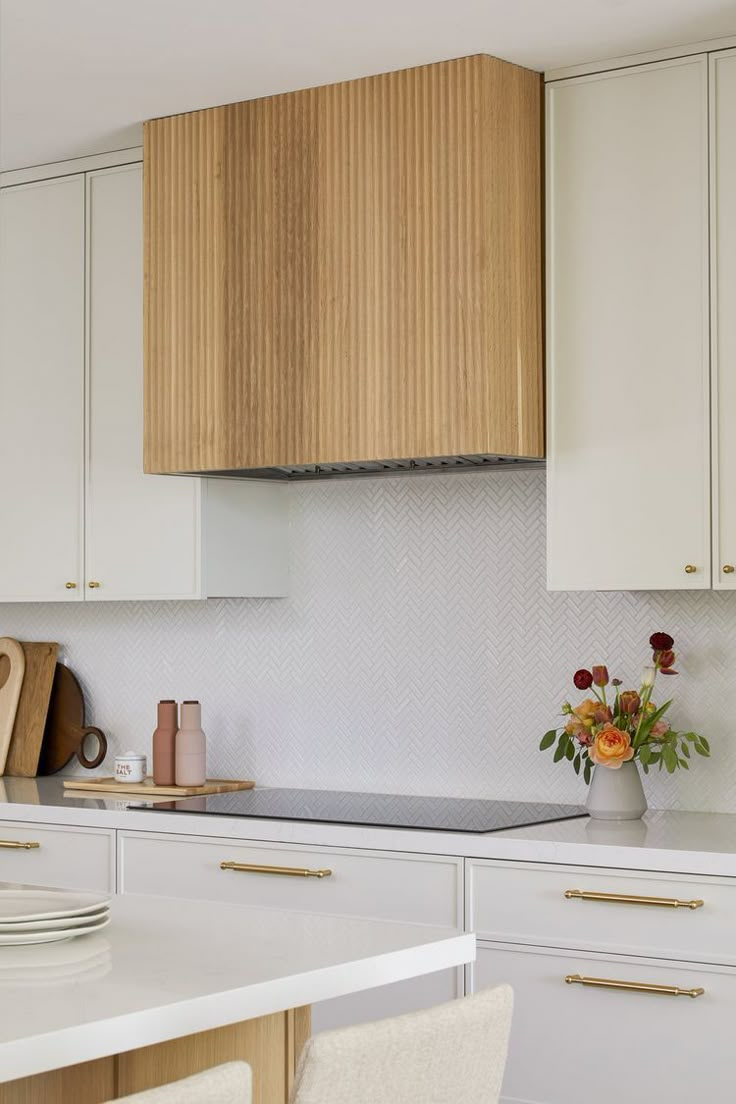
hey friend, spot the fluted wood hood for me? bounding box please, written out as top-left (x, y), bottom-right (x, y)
top-left (144, 54), bottom-right (543, 480)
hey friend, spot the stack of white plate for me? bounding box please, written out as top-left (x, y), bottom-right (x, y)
top-left (0, 885), bottom-right (111, 946)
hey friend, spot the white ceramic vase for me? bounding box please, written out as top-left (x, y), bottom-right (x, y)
top-left (586, 761), bottom-right (647, 821)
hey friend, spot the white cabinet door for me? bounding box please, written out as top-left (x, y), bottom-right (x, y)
top-left (85, 165), bottom-right (201, 600)
top-left (711, 50), bottom-right (736, 589)
top-left (0, 176), bottom-right (85, 601)
top-left (472, 942), bottom-right (734, 1104)
top-left (546, 57), bottom-right (710, 590)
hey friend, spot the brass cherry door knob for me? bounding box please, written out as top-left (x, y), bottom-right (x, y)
top-left (684, 565), bottom-right (697, 574)
top-left (724, 565), bottom-right (735, 574)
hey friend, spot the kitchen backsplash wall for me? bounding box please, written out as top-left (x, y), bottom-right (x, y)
top-left (1, 469), bottom-right (734, 812)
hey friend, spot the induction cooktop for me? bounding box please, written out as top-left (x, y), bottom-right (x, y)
top-left (130, 788), bottom-right (586, 834)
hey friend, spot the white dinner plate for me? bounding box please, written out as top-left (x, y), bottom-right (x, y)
top-left (0, 906), bottom-right (109, 932)
top-left (0, 886), bottom-right (111, 924)
top-left (0, 912), bottom-right (111, 946)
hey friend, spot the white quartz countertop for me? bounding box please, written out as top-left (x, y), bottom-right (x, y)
top-left (1, 778), bottom-right (736, 877)
top-left (0, 889), bottom-right (474, 1083)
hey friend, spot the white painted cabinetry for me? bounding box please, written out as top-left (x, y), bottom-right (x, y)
top-left (0, 175), bottom-right (86, 601)
top-left (0, 820), bottom-right (114, 892)
top-left (546, 57), bottom-right (711, 590)
top-left (118, 830), bottom-right (463, 1032)
top-left (0, 156), bottom-right (288, 601)
top-left (467, 857), bottom-right (736, 1104)
top-left (711, 49), bottom-right (736, 589)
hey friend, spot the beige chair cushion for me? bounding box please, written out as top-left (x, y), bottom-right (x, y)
top-left (290, 985), bottom-right (513, 1104)
top-left (112, 1060), bottom-right (252, 1103)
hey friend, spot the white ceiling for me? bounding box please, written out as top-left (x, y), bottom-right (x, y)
top-left (2, 0), bottom-right (735, 172)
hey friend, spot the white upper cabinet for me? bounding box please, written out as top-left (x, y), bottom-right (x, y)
top-left (711, 49), bottom-right (736, 590)
top-left (0, 158), bottom-right (288, 603)
top-left (0, 176), bottom-right (86, 601)
top-left (85, 164), bottom-right (202, 600)
top-left (546, 57), bottom-right (710, 590)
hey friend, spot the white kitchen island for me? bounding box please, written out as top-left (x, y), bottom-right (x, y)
top-left (0, 890), bottom-right (474, 1104)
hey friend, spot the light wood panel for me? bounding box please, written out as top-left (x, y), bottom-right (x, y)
top-left (144, 55), bottom-right (543, 474)
top-left (4, 642), bottom-right (58, 778)
top-left (1, 1008), bottom-right (311, 1104)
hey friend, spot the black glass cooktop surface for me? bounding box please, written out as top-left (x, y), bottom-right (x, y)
top-left (131, 788), bottom-right (586, 834)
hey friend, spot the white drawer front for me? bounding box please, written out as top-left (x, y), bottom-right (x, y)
top-left (468, 859), bottom-right (735, 965)
top-left (472, 942), bottom-right (735, 1104)
top-left (0, 820), bottom-right (114, 892)
top-left (120, 831), bottom-right (462, 927)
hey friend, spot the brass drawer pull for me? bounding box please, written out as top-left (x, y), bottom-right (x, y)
top-left (565, 974), bottom-right (704, 998)
top-left (0, 840), bottom-right (40, 850)
top-left (565, 889), bottom-right (704, 910)
top-left (220, 861), bottom-right (332, 879)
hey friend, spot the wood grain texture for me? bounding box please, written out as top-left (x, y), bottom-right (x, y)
top-left (1, 1007), bottom-right (310, 1103)
top-left (0, 638), bottom-right (26, 775)
top-left (117, 1010), bottom-right (304, 1104)
top-left (4, 642), bottom-right (58, 778)
top-left (144, 54), bottom-right (543, 474)
top-left (0, 1057), bottom-right (115, 1104)
top-left (63, 776), bottom-right (255, 796)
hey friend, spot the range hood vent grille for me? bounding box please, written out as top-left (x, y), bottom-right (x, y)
top-left (191, 454), bottom-right (545, 482)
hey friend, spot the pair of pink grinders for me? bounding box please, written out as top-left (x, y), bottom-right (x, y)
top-left (152, 700), bottom-right (206, 787)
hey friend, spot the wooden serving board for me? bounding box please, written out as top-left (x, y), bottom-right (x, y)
top-left (5, 642), bottom-right (58, 777)
top-left (0, 638), bottom-right (26, 775)
top-left (63, 777), bottom-right (255, 797)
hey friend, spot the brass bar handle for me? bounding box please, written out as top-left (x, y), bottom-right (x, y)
top-left (220, 860), bottom-right (332, 879)
top-left (0, 840), bottom-right (40, 850)
top-left (565, 889), bottom-right (704, 910)
top-left (565, 974), bottom-right (704, 999)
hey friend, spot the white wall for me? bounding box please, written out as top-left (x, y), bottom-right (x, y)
top-left (1, 468), bottom-right (733, 812)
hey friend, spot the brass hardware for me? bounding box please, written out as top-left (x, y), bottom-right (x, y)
top-left (88, 581), bottom-right (101, 588)
top-left (565, 974), bottom-right (704, 998)
top-left (565, 889), bottom-right (704, 910)
top-left (724, 565), bottom-right (735, 574)
top-left (220, 861), bottom-right (332, 879)
top-left (65, 582), bottom-right (77, 589)
top-left (0, 840), bottom-right (40, 850)
top-left (684, 564), bottom-right (697, 574)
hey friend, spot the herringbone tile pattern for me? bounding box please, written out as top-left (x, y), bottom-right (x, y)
top-left (2, 469), bottom-right (734, 812)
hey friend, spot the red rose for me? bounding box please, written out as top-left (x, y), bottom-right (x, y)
top-left (573, 669), bottom-right (593, 690)
top-left (650, 632), bottom-right (674, 651)
top-left (592, 665), bottom-right (609, 687)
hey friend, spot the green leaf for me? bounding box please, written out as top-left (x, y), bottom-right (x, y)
top-left (540, 729), bottom-right (558, 751)
top-left (700, 736), bottom-right (711, 754)
top-left (565, 740), bottom-right (575, 761)
top-left (634, 700), bottom-right (673, 748)
top-left (679, 758), bottom-right (689, 769)
top-left (662, 745), bottom-right (678, 773)
top-left (694, 740), bottom-right (711, 758)
top-left (584, 757), bottom-right (593, 785)
top-left (680, 742), bottom-right (691, 759)
top-left (682, 732), bottom-right (698, 743)
top-left (573, 753), bottom-right (581, 775)
top-left (638, 745), bottom-right (652, 765)
top-left (553, 739), bottom-right (566, 763)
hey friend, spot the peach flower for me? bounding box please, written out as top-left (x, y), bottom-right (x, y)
top-left (565, 699), bottom-right (600, 740)
top-left (589, 725), bottom-right (635, 769)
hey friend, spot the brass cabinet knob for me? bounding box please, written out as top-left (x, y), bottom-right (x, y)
top-left (88, 581), bottom-right (101, 589)
top-left (684, 565), bottom-right (697, 574)
top-left (724, 565), bottom-right (735, 574)
top-left (65, 581), bottom-right (77, 589)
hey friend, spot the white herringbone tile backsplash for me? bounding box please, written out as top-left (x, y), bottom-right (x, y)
top-left (2, 468), bottom-right (735, 812)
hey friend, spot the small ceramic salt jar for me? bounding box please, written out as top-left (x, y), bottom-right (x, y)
top-left (114, 751), bottom-right (147, 784)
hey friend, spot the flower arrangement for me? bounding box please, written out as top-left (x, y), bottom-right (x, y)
top-left (540, 633), bottom-right (710, 784)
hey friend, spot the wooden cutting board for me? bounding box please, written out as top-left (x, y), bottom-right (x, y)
top-left (37, 664), bottom-right (107, 775)
top-left (63, 777), bottom-right (255, 797)
top-left (4, 642), bottom-right (58, 777)
top-left (0, 637), bottom-right (26, 775)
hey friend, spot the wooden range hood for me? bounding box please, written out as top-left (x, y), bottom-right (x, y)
top-left (144, 54), bottom-right (543, 480)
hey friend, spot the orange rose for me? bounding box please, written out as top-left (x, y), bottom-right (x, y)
top-left (589, 725), bottom-right (635, 769)
top-left (572, 699), bottom-right (599, 724)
